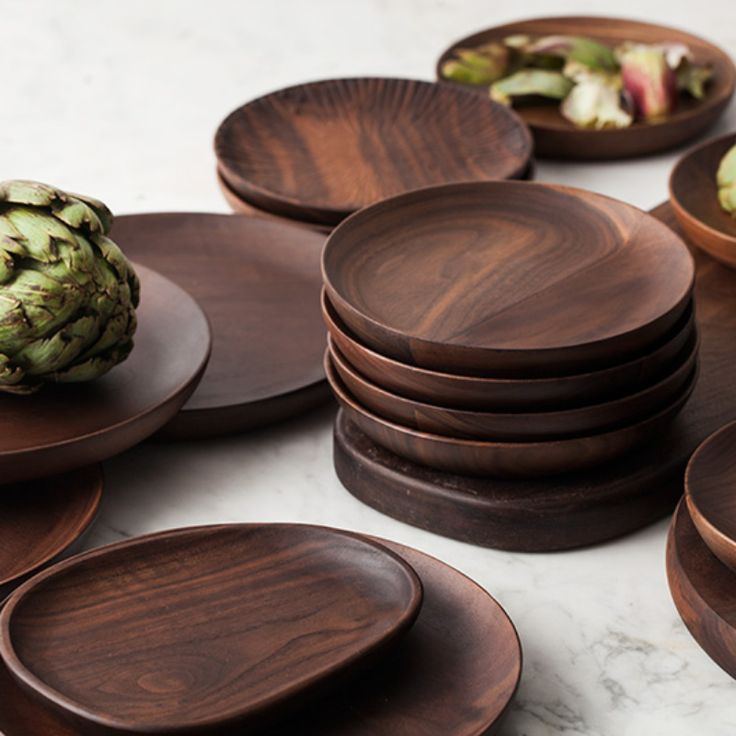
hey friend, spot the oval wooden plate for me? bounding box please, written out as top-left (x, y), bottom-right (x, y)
top-left (215, 77), bottom-right (533, 225)
top-left (111, 213), bottom-right (330, 440)
top-left (323, 290), bottom-right (697, 411)
top-left (670, 132), bottom-right (736, 268)
top-left (0, 533), bottom-right (520, 736)
top-left (667, 500), bottom-right (736, 679)
top-left (0, 265), bottom-right (210, 483)
top-left (0, 524), bottom-right (423, 735)
top-left (323, 181), bottom-right (695, 375)
top-left (326, 352), bottom-right (696, 478)
top-left (436, 16), bottom-right (736, 159)
top-left (0, 466), bottom-right (102, 599)
top-left (685, 420), bottom-right (736, 572)
top-left (329, 333), bottom-right (698, 441)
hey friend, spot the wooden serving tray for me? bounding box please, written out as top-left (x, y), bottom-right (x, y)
top-left (331, 202), bottom-right (736, 550)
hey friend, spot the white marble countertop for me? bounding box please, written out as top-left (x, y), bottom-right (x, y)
top-left (4, 1), bottom-right (736, 733)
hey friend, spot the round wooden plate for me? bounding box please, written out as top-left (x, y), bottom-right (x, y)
top-left (685, 420), bottom-right (736, 572)
top-left (329, 333), bottom-right (698, 441)
top-left (670, 132), bottom-right (736, 268)
top-left (215, 77), bottom-right (533, 225)
top-left (436, 16), bottom-right (736, 160)
top-left (323, 289), bottom-right (697, 411)
top-left (0, 533), bottom-right (521, 736)
top-left (667, 499), bottom-right (736, 679)
top-left (111, 213), bottom-right (331, 440)
top-left (0, 265), bottom-right (210, 483)
top-left (0, 466), bottom-right (102, 599)
top-left (323, 182), bottom-right (695, 375)
top-left (330, 201), bottom-right (736, 550)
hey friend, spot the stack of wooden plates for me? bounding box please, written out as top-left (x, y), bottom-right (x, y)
top-left (322, 181), bottom-right (697, 479)
top-left (214, 77), bottom-right (534, 231)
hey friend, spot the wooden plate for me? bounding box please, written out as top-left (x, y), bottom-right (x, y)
top-left (323, 290), bottom-right (697, 411)
top-left (0, 466), bottom-right (102, 599)
top-left (215, 77), bottom-right (533, 225)
top-left (329, 333), bottom-right (698, 441)
top-left (323, 182), bottom-right (695, 376)
top-left (436, 16), bottom-right (736, 159)
top-left (327, 351), bottom-right (696, 478)
top-left (0, 524), bottom-right (423, 735)
top-left (111, 213), bottom-right (330, 440)
top-left (670, 133), bottom-right (736, 267)
top-left (0, 265), bottom-right (210, 483)
top-left (667, 500), bottom-right (736, 679)
top-left (685, 420), bottom-right (736, 572)
top-left (331, 202), bottom-right (736, 548)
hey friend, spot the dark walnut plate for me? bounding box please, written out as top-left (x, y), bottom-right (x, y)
top-left (0, 265), bottom-right (210, 483)
top-left (667, 500), bottom-right (736, 679)
top-left (112, 213), bottom-right (330, 440)
top-left (330, 201), bottom-right (736, 550)
top-left (215, 77), bottom-right (533, 225)
top-left (670, 132), bottom-right (736, 268)
top-left (0, 525), bottom-right (423, 735)
top-left (323, 182), bottom-right (694, 376)
top-left (0, 466), bottom-right (102, 599)
top-left (436, 16), bottom-right (736, 159)
top-left (0, 534), bottom-right (521, 736)
top-left (685, 420), bottom-right (736, 572)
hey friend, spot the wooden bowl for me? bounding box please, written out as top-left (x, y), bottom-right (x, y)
top-left (323, 181), bottom-right (695, 376)
top-left (215, 77), bottom-right (533, 226)
top-left (326, 352), bottom-right (697, 478)
top-left (0, 525), bottom-right (423, 735)
top-left (323, 291), bottom-right (696, 411)
top-left (329, 332), bottom-right (698, 441)
top-left (436, 16), bottom-right (736, 160)
top-left (685, 420), bottom-right (736, 572)
top-left (670, 133), bottom-right (736, 268)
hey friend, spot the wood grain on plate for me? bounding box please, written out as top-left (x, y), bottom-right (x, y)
top-left (329, 333), bottom-right (697, 441)
top-left (330, 202), bottom-right (736, 550)
top-left (0, 265), bottom-right (210, 483)
top-left (0, 525), bottom-right (422, 735)
top-left (670, 133), bottom-right (736, 267)
top-left (0, 534), bottom-right (520, 736)
top-left (215, 78), bottom-right (533, 225)
top-left (685, 420), bottom-right (736, 572)
top-left (437, 16), bottom-right (736, 159)
top-left (323, 290), bottom-right (697, 411)
top-left (667, 500), bottom-right (736, 679)
top-left (0, 466), bottom-right (102, 599)
top-left (323, 182), bottom-right (694, 375)
top-left (112, 213), bottom-right (330, 440)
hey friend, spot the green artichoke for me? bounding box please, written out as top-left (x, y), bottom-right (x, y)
top-left (0, 180), bottom-right (139, 394)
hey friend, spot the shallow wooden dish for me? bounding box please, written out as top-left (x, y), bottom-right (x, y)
top-left (0, 466), bottom-right (102, 599)
top-left (0, 265), bottom-right (210, 483)
top-left (670, 133), bottom-right (736, 268)
top-left (329, 332), bottom-right (697, 441)
top-left (685, 420), bottom-right (736, 572)
top-left (323, 290), bottom-right (696, 411)
top-left (0, 524), bottom-right (423, 735)
top-left (215, 77), bottom-right (533, 225)
top-left (436, 16), bottom-right (736, 160)
top-left (0, 534), bottom-right (520, 736)
top-left (112, 214), bottom-right (330, 440)
top-left (323, 181), bottom-right (694, 376)
top-left (667, 500), bottom-right (736, 679)
top-left (326, 352), bottom-right (696, 478)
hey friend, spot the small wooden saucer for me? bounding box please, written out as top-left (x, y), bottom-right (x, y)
top-left (0, 466), bottom-right (102, 598)
top-left (112, 213), bottom-right (331, 440)
top-left (0, 265), bottom-right (210, 483)
top-left (670, 133), bottom-right (736, 268)
top-left (437, 16), bottom-right (736, 159)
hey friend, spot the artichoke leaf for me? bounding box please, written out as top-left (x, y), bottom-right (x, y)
top-left (54, 340), bottom-right (133, 384)
top-left (68, 192), bottom-right (113, 234)
top-left (561, 79), bottom-right (633, 129)
top-left (717, 145), bottom-right (736, 217)
top-left (3, 206), bottom-right (76, 263)
top-left (93, 234), bottom-right (140, 305)
top-left (53, 197), bottom-right (106, 234)
top-left (18, 315), bottom-right (100, 375)
top-left (0, 180), bottom-right (62, 208)
top-left (491, 70), bottom-right (574, 105)
top-left (525, 35), bottom-right (619, 72)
